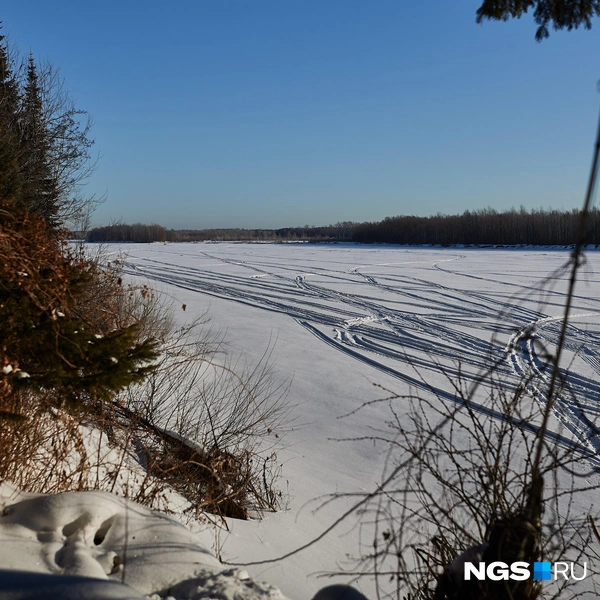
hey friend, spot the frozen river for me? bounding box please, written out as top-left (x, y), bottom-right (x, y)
top-left (103, 242), bottom-right (600, 599)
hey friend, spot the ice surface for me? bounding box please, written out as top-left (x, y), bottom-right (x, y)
top-left (111, 243), bottom-right (600, 599)
top-left (5, 243), bottom-right (600, 599)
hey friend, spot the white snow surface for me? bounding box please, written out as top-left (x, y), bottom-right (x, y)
top-left (5, 243), bottom-right (600, 599)
top-left (105, 243), bottom-right (600, 598)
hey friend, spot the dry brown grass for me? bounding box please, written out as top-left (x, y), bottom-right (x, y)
top-left (115, 319), bottom-right (290, 520)
top-left (0, 390), bottom-right (90, 495)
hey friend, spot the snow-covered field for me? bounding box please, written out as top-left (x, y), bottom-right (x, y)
top-left (110, 243), bottom-right (600, 598)
top-left (3, 243), bottom-right (600, 599)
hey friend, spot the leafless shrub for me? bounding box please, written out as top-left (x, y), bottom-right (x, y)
top-left (116, 319), bottom-right (290, 520)
top-left (0, 389), bottom-right (90, 494)
top-left (337, 361), bottom-right (598, 599)
top-left (34, 59), bottom-right (99, 228)
top-left (73, 246), bottom-right (174, 343)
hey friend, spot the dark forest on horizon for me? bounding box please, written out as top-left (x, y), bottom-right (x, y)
top-left (86, 207), bottom-right (600, 247)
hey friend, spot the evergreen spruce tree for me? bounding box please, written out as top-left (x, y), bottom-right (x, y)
top-left (0, 26), bottom-right (19, 135)
top-left (0, 33), bottom-right (159, 412)
top-left (0, 27), bottom-right (22, 203)
top-left (0, 133), bottom-right (22, 203)
top-left (477, 0), bottom-right (600, 40)
top-left (0, 205), bottom-right (159, 409)
top-left (19, 55), bottom-right (58, 225)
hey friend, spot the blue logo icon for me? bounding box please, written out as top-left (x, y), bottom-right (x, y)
top-left (534, 562), bottom-right (552, 581)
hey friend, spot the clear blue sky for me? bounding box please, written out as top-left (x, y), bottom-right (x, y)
top-left (2, 1), bottom-right (599, 229)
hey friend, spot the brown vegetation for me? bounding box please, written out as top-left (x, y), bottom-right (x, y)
top-left (0, 28), bottom-right (287, 521)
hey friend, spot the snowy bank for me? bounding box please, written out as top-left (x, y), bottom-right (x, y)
top-left (0, 482), bottom-right (288, 600)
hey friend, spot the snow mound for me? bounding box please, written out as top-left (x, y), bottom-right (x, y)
top-left (161, 568), bottom-right (286, 600)
top-left (0, 482), bottom-right (288, 600)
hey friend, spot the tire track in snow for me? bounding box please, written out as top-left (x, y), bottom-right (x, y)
top-left (434, 257), bottom-right (600, 310)
top-left (121, 246), bottom-right (600, 471)
top-left (506, 313), bottom-right (600, 457)
top-left (297, 319), bottom-right (600, 472)
top-left (122, 254), bottom-right (533, 382)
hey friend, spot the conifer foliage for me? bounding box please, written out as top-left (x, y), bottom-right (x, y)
top-left (0, 30), bottom-right (158, 415)
top-left (0, 205), bottom-right (158, 407)
top-left (0, 33), bottom-right (18, 131)
top-left (0, 26), bottom-right (94, 227)
top-left (19, 55), bottom-right (58, 224)
top-left (476, 0), bottom-right (600, 40)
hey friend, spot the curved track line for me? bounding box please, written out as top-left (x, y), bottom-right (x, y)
top-left (297, 319), bottom-right (600, 472)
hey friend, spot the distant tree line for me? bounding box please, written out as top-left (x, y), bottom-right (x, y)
top-left (86, 209), bottom-right (600, 247)
top-left (86, 222), bottom-right (176, 243)
top-left (86, 222), bottom-right (356, 243)
top-left (353, 207), bottom-right (600, 246)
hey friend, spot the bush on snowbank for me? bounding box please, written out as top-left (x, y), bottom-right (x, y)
top-left (0, 208), bottom-right (287, 518)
